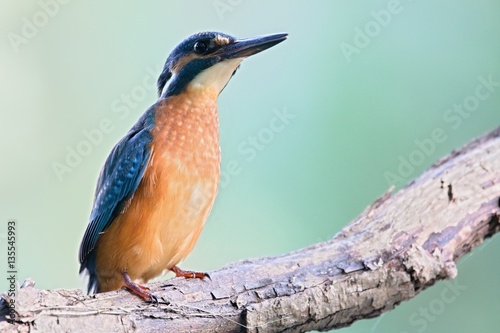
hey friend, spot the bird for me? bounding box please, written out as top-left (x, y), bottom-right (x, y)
top-left (78, 31), bottom-right (287, 301)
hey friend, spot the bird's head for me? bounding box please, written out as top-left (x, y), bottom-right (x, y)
top-left (157, 31), bottom-right (287, 98)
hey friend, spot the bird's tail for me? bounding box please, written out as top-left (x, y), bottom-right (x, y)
top-left (79, 251), bottom-right (99, 294)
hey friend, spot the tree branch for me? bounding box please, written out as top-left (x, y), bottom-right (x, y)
top-left (2, 127), bottom-right (500, 333)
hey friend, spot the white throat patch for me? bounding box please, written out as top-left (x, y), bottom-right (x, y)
top-left (187, 58), bottom-right (243, 94)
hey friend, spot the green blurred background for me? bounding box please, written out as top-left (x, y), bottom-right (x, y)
top-left (1, 1), bottom-right (499, 332)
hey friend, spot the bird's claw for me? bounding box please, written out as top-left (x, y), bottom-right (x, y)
top-left (170, 265), bottom-right (211, 280)
top-left (147, 294), bottom-right (159, 305)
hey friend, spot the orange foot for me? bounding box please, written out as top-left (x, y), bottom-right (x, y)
top-left (122, 271), bottom-right (157, 303)
top-left (170, 265), bottom-right (210, 280)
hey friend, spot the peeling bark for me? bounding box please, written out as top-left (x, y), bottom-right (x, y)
top-left (1, 127), bottom-right (500, 333)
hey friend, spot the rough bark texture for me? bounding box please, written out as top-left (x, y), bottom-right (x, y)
top-left (1, 127), bottom-right (500, 333)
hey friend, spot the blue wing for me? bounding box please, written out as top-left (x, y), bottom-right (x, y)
top-left (79, 109), bottom-right (155, 293)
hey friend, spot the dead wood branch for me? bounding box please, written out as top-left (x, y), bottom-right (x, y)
top-left (1, 127), bottom-right (500, 333)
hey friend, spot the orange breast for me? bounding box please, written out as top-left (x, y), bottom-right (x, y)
top-left (94, 89), bottom-right (220, 292)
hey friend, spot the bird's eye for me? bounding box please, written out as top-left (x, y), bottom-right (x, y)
top-left (193, 41), bottom-right (208, 54)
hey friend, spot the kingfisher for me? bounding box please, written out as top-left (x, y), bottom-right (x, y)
top-left (78, 31), bottom-right (287, 301)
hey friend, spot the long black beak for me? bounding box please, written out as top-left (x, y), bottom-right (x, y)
top-left (219, 33), bottom-right (288, 59)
